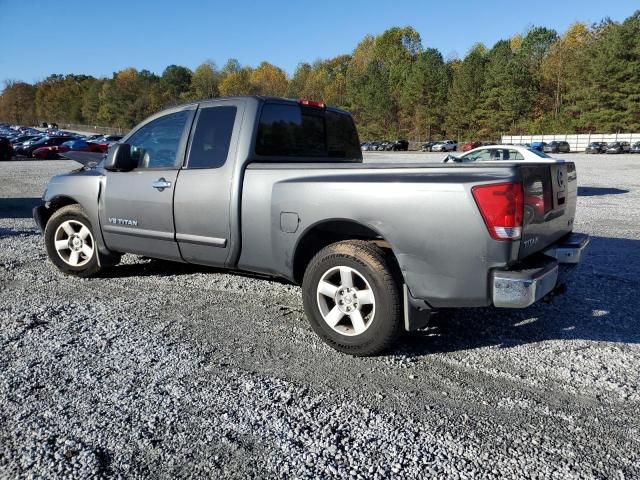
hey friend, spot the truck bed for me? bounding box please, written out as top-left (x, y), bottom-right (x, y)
top-left (239, 160), bottom-right (576, 308)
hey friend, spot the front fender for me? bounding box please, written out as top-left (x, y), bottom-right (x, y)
top-left (39, 170), bottom-right (112, 257)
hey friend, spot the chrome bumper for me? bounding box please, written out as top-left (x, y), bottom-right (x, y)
top-left (492, 233), bottom-right (589, 308)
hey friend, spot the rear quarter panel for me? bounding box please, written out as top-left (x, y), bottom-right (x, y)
top-left (238, 164), bottom-right (522, 308)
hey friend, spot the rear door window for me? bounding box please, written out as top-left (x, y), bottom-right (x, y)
top-left (462, 149), bottom-right (491, 162)
top-left (187, 106), bottom-right (237, 169)
top-left (508, 149), bottom-right (525, 160)
top-left (255, 103), bottom-right (361, 160)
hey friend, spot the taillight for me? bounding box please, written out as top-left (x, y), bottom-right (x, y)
top-left (472, 182), bottom-right (524, 241)
top-left (298, 98), bottom-right (326, 108)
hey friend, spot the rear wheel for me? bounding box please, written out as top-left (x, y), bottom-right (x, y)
top-left (302, 240), bottom-right (402, 356)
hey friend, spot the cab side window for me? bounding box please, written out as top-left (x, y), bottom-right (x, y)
top-left (128, 110), bottom-right (189, 169)
top-left (187, 106), bottom-right (237, 169)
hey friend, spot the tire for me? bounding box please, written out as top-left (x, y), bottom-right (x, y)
top-left (44, 204), bottom-right (105, 277)
top-left (302, 240), bottom-right (402, 356)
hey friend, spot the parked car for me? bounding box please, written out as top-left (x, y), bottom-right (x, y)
top-left (421, 141), bottom-right (436, 152)
top-left (9, 134), bottom-right (40, 145)
top-left (84, 134), bottom-right (105, 141)
top-left (585, 142), bottom-right (607, 154)
top-left (15, 135), bottom-right (76, 157)
top-left (367, 141), bottom-right (383, 151)
top-left (58, 139), bottom-right (104, 154)
top-left (431, 140), bottom-right (457, 152)
top-left (620, 142), bottom-right (631, 153)
top-left (387, 140), bottom-right (409, 151)
top-left (630, 142), bottom-right (640, 153)
top-left (90, 135), bottom-right (124, 153)
top-left (529, 142), bottom-right (547, 151)
top-left (12, 136), bottom-right (45, 153)
top-left (446, 145), bottom-right (562, 163)
top-left (605, 142), bottom-right (623, 154)
top-left (543, 141), bottom-right (571, 154)
top-left (33, 96), bottom-right (588, 356)
top-left (0, 137), bottom-right (13, 161)
top-left (33, 145), bottom-right (61, 159)
top-left (461, 140), bottom-right (482, 152)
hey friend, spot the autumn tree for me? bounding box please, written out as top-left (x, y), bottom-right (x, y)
top-left (0, 81), bottom-right (37, 124)
top-left (161, 65), bottom-right (192, 103)
top-left (540, 22), bottom-right (590, 128)
top-left (250, 62), bottom-right (288, 96)
top-left (187, 61), bottom-right (220, 100)
top-left (218, 66), bottom-right (254, 96)
top-left (3, 11), bottom-right (640, 138)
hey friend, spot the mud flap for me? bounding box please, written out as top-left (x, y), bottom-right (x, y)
top-left (403, 284), bottom-right (431, 331)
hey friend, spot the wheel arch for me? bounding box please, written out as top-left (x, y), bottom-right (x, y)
top-left (291, 218), bottom-right (403, 285)
top-left (40, 195), bottom-right (82, 227)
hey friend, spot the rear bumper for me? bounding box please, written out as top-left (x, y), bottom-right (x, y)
top-left (492, 233), bottom-right (589, 308)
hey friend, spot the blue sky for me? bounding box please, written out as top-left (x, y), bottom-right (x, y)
top-left (0, 0), bottom-right (637, 83)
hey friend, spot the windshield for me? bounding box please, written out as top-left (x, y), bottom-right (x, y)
top-left (527, 148), bottom-right (551, 158)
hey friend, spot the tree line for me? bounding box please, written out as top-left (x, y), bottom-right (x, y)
top-left (1, 11), bottom-right (638, 141)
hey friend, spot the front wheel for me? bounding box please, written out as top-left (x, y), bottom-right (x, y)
top-left (302, 240), bottom-right (402, 356)
top-left (44, 204), bottom-right (105, 277)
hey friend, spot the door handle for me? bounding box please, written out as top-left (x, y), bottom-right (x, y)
top-left (152, 178), bottom-right (171, 191)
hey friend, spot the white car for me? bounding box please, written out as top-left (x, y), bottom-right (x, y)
top-left (431, 140), bottom-right (457, 152)
top-left (445, 145), bottom-right (563, 163)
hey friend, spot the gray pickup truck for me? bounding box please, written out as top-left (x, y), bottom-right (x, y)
top-left (33, 96), bottom-right (589, 355)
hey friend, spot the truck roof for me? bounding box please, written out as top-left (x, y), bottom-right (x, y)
top-left (162, 96), bottom-right (353, 117)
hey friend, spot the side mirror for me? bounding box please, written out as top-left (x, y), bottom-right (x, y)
top-left (104, 143), bottom-right (135, 171)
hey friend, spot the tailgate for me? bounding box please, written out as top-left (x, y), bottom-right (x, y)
top-left (518, 162), bottom-right (577, 259)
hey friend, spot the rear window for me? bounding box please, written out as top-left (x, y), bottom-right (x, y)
top-left (255, 103), bottom-right (361, 160)
top-left (527, 148), bottom-right (551, 158)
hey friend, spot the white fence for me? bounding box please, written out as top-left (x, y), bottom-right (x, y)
top-left (501, 133), bottom-right (640, 151)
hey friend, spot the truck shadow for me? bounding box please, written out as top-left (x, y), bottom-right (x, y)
top-left (0, 197), bottom-right (41, 218)
top-left (577, 187), bottom-right (628, 196)
top-left (402, 235), bottom-right (640, 356)
top-left (100, 259), bottom-right (215, 278)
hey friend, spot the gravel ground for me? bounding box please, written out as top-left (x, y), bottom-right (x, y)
top-left (0, 153), bottom-right (639, 479)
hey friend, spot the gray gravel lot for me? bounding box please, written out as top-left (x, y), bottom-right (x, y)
top-left (0, 153), bottom-right (639, 478)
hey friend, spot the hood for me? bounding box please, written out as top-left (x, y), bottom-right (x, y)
top-left (60, 151), bottom-right (105, 168)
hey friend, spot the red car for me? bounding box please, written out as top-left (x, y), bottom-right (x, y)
top-left (33, 139), bottom-right (103, 159)
top-left (58, 140), bottom-right (103, 154)
top-left (91, 135), bottom-right (124, 153)
top-left (461, 140), bottom-right (482, 152)
top-left (32, 145), bottom-right (60, 159)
